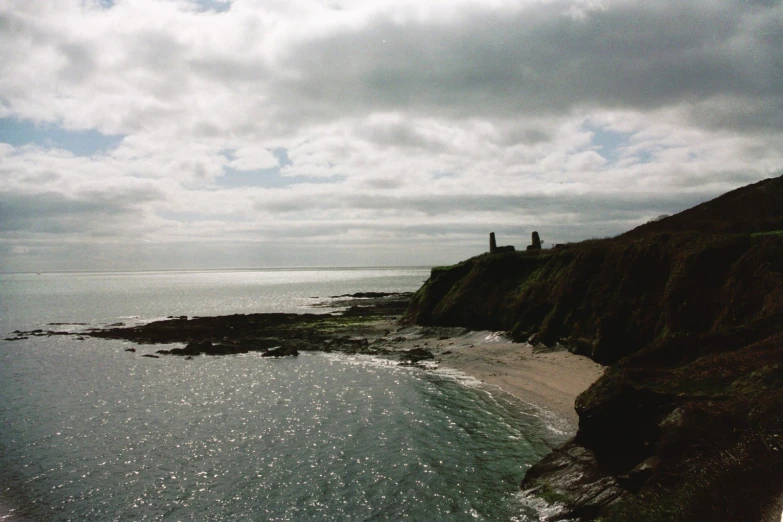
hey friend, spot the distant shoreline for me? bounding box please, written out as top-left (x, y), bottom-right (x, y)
top-left (0, 265), bottom-right (434, 276)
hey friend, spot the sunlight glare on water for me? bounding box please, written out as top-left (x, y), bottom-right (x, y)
top-left (0, 268), bottom-right (563, 521)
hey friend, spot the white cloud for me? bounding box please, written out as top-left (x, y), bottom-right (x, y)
top-left (0, 0), bottom-right (782, 271)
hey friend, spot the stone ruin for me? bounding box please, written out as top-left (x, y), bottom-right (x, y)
top-left (489, 232), bottom-right (515, 254)
top-left (527, 231), bottom-right (542, 251)
top-left (488, 231), bottom-right (542, 254)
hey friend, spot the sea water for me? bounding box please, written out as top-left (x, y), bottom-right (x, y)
top-left (0, 268), bottom-right (565, 521)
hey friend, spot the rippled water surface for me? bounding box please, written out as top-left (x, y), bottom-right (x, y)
top-left (0, 269), bottom-right (562, 521)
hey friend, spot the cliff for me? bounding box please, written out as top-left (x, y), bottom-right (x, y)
top-left (405, 175), bottom-right (783, 521)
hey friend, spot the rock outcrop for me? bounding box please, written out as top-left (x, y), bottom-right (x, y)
top-left (67, 293), bottom-right (413, 361)
top-left (262, 345), bottom-right (299, 357)
top-left (399, 347), bottom-right (435, 365)
top-left (406, 175), bottom-right (783, 521)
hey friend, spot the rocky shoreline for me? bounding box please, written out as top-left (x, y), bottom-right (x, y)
top-left (405, 176), bottom-right (783, 521)
top-left (7, 292), bottom-right (448, 367)
top-left (8, 290), bottom-right (614, 518)
top-left (7, 289), bottom-right (605, 425)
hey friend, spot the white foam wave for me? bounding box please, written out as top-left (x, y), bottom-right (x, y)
top-left (513, 489), bottom-right (573, 522)
top-left (430, 365), bottom-right (574, 439)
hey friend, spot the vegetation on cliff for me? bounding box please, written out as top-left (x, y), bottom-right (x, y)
top-left (405, 175), bottom-right (783, 521)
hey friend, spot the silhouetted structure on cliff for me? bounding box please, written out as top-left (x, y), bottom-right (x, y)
top-left (488, 232), bottom-right (515, 253)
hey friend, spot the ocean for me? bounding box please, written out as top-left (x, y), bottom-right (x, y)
top-left (0, 268), bottom-right (565, 521)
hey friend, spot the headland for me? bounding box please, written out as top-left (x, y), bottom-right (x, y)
top-left (404, 174), bottom-right (783, 521)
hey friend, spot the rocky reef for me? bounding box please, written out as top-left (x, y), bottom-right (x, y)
top-left (405, 175), bottom-right (783, 521)
top-left (81, 292), bottom-right (415, 357)
top-left (12, 292), bottom-right (450, 368)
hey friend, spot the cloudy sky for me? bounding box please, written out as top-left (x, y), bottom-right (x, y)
top-left (1, 0), bottom-right (781, 271)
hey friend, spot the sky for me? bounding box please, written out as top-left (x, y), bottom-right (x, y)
top-left (1, 0), bottom-right (782, 272)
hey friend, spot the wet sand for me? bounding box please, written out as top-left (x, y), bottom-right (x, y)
top-left (389, 328), bottom-right (605, 427)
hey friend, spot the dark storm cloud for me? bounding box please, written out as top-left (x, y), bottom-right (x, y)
top-left (257, 187), bottom-right (718, 222)
top-left (0, 187), bottom-right (163, 235)
top-left (278, 0), bottom-right (783, 132)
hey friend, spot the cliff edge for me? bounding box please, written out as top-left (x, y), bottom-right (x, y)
top-left (405, 175), bottom-right (783, 521)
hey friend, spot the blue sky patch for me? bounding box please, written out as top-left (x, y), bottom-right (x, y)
top-left (217, 167), bottom-right (342, 188)
top-left (586, 125), bottom-right (632, 164)
top-left (0, 118), bottom-right (123, 156)
top-left (193, 0), bottom-right (231, 12)
top-left (96, 0), bottom-right (229, 11)
top-left (215, 147), bottom-right (321, 188)
top-left (586, 124), bottom-right (660, 165)
top-left (273, 148), bottom-right (293, 167)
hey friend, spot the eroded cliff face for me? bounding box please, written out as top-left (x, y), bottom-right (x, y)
top-left (408, 232), bottom-right (782, 364)
top-left (405, 232), bottom-right (783, 521)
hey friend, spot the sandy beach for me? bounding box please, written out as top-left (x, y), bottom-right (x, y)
top-left (388, 327), bottom-right (605, 427)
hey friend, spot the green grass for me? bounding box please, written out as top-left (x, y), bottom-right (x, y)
top-left (750, 229), bottom-right (783, 237)
top-left (429, 264), bottom-right (457, 278)
top-left (530, 481), bottom-right (573, 505)
top-left (297, 314), bottom-right (386, 333)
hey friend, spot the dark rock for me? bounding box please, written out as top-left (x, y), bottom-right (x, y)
top-left (155, 340), bottom-right (212, 356)
top-left (36, 291), bottom-right (413, 365)
top-left (157, 340), bottom-right (212, 355)
top-left (326, 336), bottom-right (370, 354)
top-left (187, 340), bottom-right (213, 353)
top-left (124, 348), bottom-right (136, 352)
top-left (4, 336), bottom-right (28, 341)
top-left (156, 339), bottom-right (283, 356)
top-left (400, 348), bottom-right (434, 364)
top-left (617, 456), bottom-right (658, 493)
top-left (142, 354), bottom-right (159, 358)
top-left (521, 440), bottom-right (627, 520)
top-left (262, 345), bottom-right (299, 357)
top-left (331, 292), bottom-right (403, 298)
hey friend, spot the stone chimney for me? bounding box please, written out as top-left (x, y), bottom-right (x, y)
top-left (531, 231), bottom-right (541, 249)
top-left (527, 231), bottom-right (542, 251)
top-left (489, 232), bottom-right (497, 253)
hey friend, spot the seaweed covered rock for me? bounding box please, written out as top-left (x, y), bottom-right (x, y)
top-left (262, 345), bottom-right (299, 357)
top-left (399, 347), bottom-right (434, 365)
